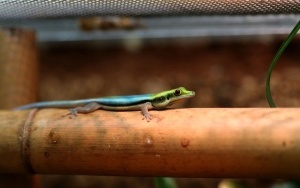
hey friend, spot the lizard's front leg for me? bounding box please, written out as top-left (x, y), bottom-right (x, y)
top-left (141, 102), bottom-right (154, 122)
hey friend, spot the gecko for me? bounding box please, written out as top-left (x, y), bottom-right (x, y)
top-left (15, 87), bottom-right (195, 121)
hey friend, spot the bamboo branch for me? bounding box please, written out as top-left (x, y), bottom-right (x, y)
top-left (1, 108), bottom-right (299, 178)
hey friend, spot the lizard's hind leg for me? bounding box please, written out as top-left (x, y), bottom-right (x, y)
top-left (63, 102), bottom-right (102, 118)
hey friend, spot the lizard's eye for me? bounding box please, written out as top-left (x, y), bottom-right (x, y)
top-left (174, 89), bottom-right (181, 96)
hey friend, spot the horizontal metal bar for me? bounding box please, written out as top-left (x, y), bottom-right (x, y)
top-left (0, 15), bottom-right (299, 42)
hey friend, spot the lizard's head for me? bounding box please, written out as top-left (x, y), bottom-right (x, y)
top-left (151, 87), bottom-right (195, 109)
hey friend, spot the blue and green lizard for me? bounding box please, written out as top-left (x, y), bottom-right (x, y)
top-left (15, 87), bottom-right (195, 121)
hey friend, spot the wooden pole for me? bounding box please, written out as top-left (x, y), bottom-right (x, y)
top-left (0, 28), bottom-right (39, 109)
top-left (0, 108), bottom-right (299, 178)
top-left (0, 28), bottom-right (39, 188)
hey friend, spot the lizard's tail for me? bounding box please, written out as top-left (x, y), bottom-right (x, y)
top-left (14, 99), bottom-right (94, 110)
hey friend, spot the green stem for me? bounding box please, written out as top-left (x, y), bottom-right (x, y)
top-left (266, 20), bottom-right (300, 107)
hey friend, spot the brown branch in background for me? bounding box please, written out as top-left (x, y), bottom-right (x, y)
top-left (79, 17), bottom-right (144, 31)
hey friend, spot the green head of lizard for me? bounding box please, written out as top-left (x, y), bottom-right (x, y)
top-left (151, 87), bottom-right (195, 109)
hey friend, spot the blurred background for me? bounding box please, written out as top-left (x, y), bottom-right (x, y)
top-left (1, 1), bottom-right (300, 187)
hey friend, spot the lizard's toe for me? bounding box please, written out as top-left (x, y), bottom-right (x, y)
top-left (142, 114), bottom-right (153, 122)
top-left (62, 109), bottom-right (78, 119)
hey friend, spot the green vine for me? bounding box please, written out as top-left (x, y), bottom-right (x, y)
top-left (266, 20), bottom-right (300, 107)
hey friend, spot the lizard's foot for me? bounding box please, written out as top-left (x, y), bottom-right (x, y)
top-left (62, 109), bottom-right (78, 119)
top-left (142, 114), bottom-right (153, 122)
